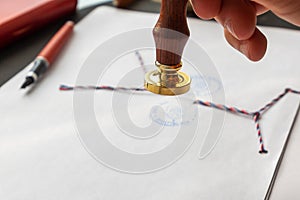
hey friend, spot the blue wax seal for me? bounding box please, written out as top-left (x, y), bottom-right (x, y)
top-left (190, 75), bottom-right (222, 96)
top-left (150, 99), bottom-right (197, 127)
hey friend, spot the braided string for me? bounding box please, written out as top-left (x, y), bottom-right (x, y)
top-left (59, 84), bottom-right (146, 92)
top-left (135, 50), bottom-right (147, 74)
top-left (60, 51), bottom-right (300, 154)
top-left (193, 88), bottom-right (300, 153)
top-left (257, 88), bottom-right (300, 114)
top-left (193, 100), bottom-right (253, 117)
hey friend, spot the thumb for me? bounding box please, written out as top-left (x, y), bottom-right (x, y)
top-left (254, 0), bottom-right (300, 26)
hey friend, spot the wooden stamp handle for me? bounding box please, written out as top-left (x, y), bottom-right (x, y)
top-left (153, 0), bottom-right (190, 66)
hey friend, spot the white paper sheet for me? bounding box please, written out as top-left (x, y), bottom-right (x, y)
top-left (0, 7), bottom-right (300, 199)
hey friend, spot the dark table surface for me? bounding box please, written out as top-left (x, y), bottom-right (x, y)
top-left (1, 0), bottom-right (299, 87)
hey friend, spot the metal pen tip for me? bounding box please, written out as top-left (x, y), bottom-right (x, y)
top-left (20, 77), bottom-right (34, 89)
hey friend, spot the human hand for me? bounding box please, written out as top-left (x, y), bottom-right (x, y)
top-left (190, 0), bottom-right (300, 61)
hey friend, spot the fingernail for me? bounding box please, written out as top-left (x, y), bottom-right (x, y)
top-left (224, 19), bottom-right (238, 39)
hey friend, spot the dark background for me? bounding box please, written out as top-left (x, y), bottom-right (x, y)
top-left (1, 0), bottom-right (299, 87)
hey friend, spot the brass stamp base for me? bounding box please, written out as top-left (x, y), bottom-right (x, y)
top-left (144, 61), bottom-right (191, 96)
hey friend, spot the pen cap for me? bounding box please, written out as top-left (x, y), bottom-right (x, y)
top-left (153, 0), bottom-right (190, 66)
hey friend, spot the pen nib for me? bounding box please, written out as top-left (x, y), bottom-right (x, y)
top-left (20, 77), bottom-right (34, 89)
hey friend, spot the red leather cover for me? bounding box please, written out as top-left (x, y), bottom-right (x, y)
top-left (0, 0), bottom-right (77, 48)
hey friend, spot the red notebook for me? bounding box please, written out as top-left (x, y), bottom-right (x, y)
top-left (0, 0), bottom-right (77, 48)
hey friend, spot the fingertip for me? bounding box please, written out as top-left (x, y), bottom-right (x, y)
top-left (247, 28), bottom-right (267, 61)
top-left (253, 3), bottom-right (269, 15)
top-left (223, 18), bottom-right (256, 41)
top-left (191, 0), bottom-right (221, 19)
top-left (224, 28), bottom-right (267, 61)
top-left (216, 0), bottom-right (257, 40)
